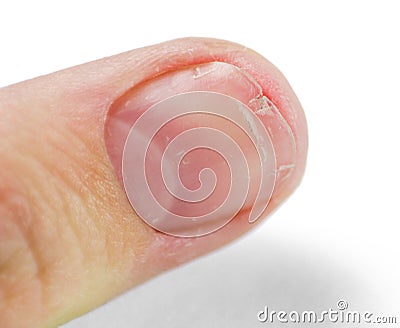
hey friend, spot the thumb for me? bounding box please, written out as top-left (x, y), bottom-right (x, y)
top-left (0, 37), bottom-right (307, 327)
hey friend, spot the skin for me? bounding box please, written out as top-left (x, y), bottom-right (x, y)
top-left (0, 37), bottom-right (308, 327)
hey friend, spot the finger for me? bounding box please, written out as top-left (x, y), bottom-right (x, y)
top-left (0, 37), bottom-right (307, 327)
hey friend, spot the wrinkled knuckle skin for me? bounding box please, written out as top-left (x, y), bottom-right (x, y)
top-left (0, 177), bottom-right (42, 327)
top-left (0, 83), bottom-right (145, 326)
top-left (0, 96), bottom-right (103, 327)
top-left (0, 136), bottom-right (77, 327)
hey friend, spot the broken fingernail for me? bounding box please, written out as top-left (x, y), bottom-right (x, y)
top-left (105, 62), bottom-right (296, 237)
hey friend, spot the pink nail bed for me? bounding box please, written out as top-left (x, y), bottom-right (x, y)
top-left (105, 62), bottom-right (296, 237)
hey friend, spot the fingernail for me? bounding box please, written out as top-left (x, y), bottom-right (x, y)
top-left (105, 62), bottom-right (295, 237)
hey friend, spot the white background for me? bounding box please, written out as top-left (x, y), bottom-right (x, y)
top-left (1, 1), bottom-right (399, 327)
